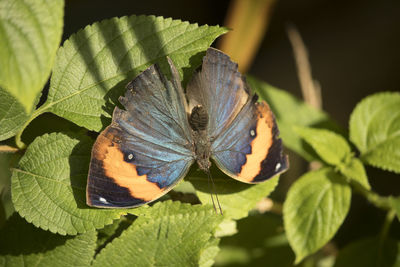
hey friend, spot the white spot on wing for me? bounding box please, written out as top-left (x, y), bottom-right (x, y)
top-left (250, 130), bottom-right (255, 136)
top-left (128, 154), bottom-right (134, 160)
top-left (99, 197), bottom-right (109, 204)
top-left (275, 163), bottom-right (281, 171)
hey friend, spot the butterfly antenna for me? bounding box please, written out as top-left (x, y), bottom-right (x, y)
top-left (206, 169), bottom-right (223, 215)
top-left (207, 170), bottom-right (217, 213)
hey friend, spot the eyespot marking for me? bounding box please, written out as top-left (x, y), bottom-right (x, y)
top-left (124, 152), bottom-right (135, 162)
top-left (250, 129), bottom-right (256, 137)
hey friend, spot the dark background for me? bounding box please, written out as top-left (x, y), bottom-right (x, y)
top-left (63, 0), bottom-right (400, 251)
top-left (64, 0), bottom-right (400, 126)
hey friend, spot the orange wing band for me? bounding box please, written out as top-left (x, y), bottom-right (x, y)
top-left (93, 128), bottom-right (164, 202)
top-left (238, 102), bottom-right (274, 182)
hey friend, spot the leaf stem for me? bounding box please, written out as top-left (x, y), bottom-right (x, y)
top-left (350, 180), bottom-right (391, 210)
top-left (377, 209), bottom-right (396, 266)
top-left (380, 209), bottom-right (395, 242)
top-left (0, 145), bottom-right (19, 153)
top-left (14, 105), bottom-right (48, 149)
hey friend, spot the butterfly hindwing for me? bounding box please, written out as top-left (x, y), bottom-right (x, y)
top-left (87, 59), bottom-right (195, 208)
top-left (211, 95), bottom-right (288, 183)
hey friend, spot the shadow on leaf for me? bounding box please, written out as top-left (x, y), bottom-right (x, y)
top-left (187, 164), bottom-right (255, 195)
top-left (0, 214), bottom-right (70, 256)
top-left (68, 132), bottom-right (94, 209)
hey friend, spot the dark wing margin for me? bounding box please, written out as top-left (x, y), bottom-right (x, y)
top-left (87, 58), bottom-right (195, 208)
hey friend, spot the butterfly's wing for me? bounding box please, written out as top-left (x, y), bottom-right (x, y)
top-left (210, 95), bottom-right (288, 183)
top-left (87, 59), bottom-right (195, 208)
top-left (186, 48), bottom-right (288, 183)
top-left (186, 48), bottom-right (250, 139)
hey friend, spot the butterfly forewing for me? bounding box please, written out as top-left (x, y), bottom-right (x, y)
top-left (86, 59), bottom-right (195, 208)
top-left (186, 48), bottom-right (250, 140)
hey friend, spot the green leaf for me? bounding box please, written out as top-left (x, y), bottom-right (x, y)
top-left (92, 201), bottom-right (223, 267)
top-left (173, 180), bottom-right (197, 194)
top-left (283, 168), bottom-right (351, 263)
top-left (390, 196), bottom-right (400, 221)
top-left (215, 218), bottom-right (237, 237)
top-left (199, 238), bottom-right (220, 267)
top-left (349, 92), bottom-right (400, 173)
top-left (215, 247), bottom-right (251, 266)
top-left (188, 168), bottom-right (279, 220)
top-left (0, 153), bottom-right (19, 227)
top-left (0, 214), bottom-right (97, 267)
top-left (295, 126), bottom-right (371, 189)
top-left (20, 113), bottom-right (83, 145)
top-left (334, 237), bottom-right (398, 267)
top-left (215, 213), bottom-right (294, 267)
top-left (0, 88), bottom-right (30, 141)
top-left (41, 15), bottom-right (227, 131)
top-left (0, 0), bottom-right (64, 113)
top-left (339, 157), bottom-right (371, 190)
top-left (11, 132), bottom-right (128, 235)
top-left (96, 216), bottom-right (133, 251)
top-left (294, 126), bottom-right (351, 166)
top-left (247, 77), bottom-right (341, 161)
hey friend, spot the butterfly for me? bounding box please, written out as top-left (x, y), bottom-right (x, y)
top-left (86, 48), bottom-right (288, 208)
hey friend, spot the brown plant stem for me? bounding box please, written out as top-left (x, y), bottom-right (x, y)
top-left (218, 0), bottom-right (276, 73)
top-left (287, 24), bottom-right (322, 110)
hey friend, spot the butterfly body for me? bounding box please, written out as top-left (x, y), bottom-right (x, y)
top-left (86, 48), bottom-right (288, 208)
top-left (189, 105), bottom-right (212, 172)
